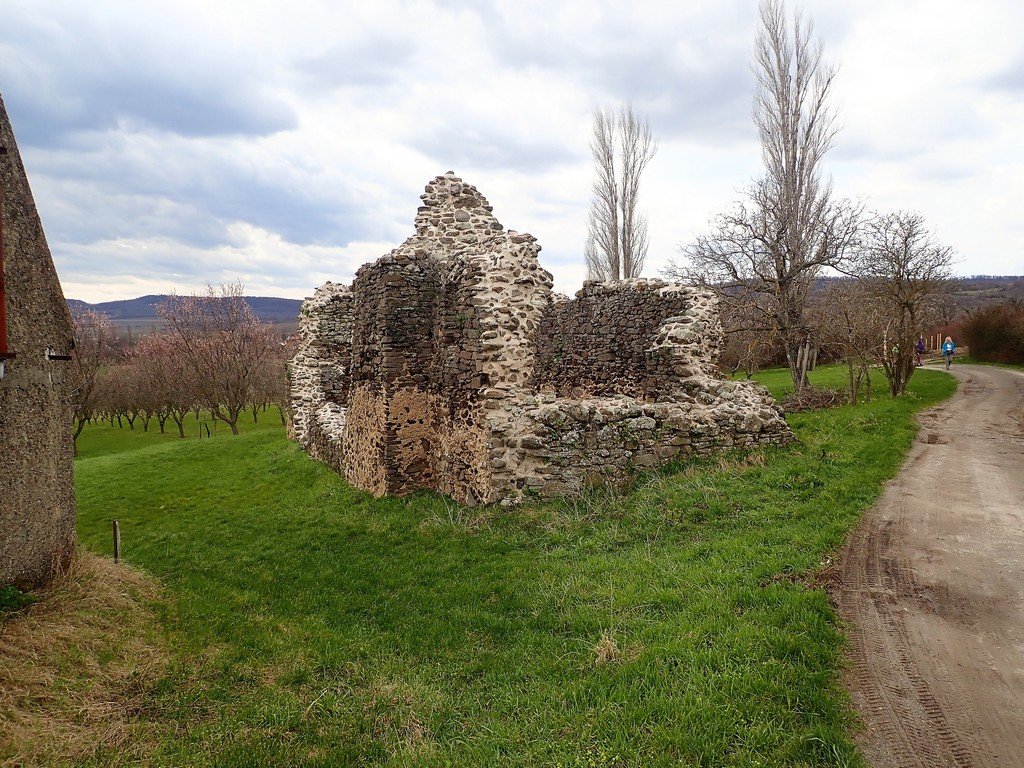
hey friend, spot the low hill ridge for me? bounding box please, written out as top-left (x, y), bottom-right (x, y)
top-left (67, 294), bottom-right (303, 324)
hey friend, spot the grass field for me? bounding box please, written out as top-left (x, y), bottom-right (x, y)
top-left (75, 407), bottom-right (284, 460)
top-left (737, 365), bottom-right (861, 401)
top-left (65, 367), bottom-right (957, 766)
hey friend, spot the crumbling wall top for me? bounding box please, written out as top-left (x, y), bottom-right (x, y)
top-left (414, 171), bottom-right (534, 248)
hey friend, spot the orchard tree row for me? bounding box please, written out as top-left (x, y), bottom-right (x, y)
top-left (69, 282), bottom-right (294, 448)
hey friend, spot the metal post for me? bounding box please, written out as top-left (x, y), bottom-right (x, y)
top-left (112, 520), bottom-right (121, 563)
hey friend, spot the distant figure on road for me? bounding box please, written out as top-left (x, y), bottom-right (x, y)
top-left (941, 336), bottom-right (956, 369)
top-left (915, 336), bottom-right (926, 367)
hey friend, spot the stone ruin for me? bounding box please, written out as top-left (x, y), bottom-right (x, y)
top-left (289, 172), bottom-right (791, 505)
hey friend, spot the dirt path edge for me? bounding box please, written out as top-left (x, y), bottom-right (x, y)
top-left (836, 365), bottom-right (1024, 768)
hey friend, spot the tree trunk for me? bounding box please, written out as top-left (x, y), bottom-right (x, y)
top-left (213, 407), bottom-right (240, 435)
top-left (784, 337), bottom-right (810, 392)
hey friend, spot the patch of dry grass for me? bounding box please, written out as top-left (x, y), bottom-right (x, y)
top-left (421, 498), bottom-right (498, 532)
top-left (592, 630), bottom-right (641, 667)
top-left (0, 551), bottom-right (167, 767)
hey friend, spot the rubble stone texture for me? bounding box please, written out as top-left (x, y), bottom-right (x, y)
top-left (0, 94), bottom-right (77, 586)
top-left (289, 173), bottom-right (791, 505)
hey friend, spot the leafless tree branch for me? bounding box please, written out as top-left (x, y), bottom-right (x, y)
top-left (587, 105), bottom-right (657, 280)
top-left (666, 0), bottom-right (861, 391)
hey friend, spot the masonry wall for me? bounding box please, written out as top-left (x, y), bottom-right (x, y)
top-left (0, 94), bottom-right (77, 587)
top-left (502, 385), bottom-right (791, 499)
top-left (490, 278), bottom-right (791, 498)
top-left (532, 280), bottom-right (721, 398)
top-left (289, 173), bottom-right (792, 506)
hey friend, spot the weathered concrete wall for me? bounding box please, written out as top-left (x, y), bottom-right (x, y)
top-left (290, 172), bottom-right (792, 505)
top-left (0, 94), bottom-right (77, 587)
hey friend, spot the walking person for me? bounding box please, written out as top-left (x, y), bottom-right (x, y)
top-left (915, 336), bottom-right (926, 367)
top-left (941, 336), bottom-right (956, 370)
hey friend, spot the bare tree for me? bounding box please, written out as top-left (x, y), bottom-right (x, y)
top-left (68, 308), bottom-right (115, 448)
top-left (666, 0), bottom-right (860, 391)
top-left (102, 363), bottom-right (141, 430)
top-left (256, 337), bottom-right (295, 426)
top-left (586, 108), bottom-right (619, 281)
top-left (856, 211), bottom-right (954, 396)
top-left (158, 282), bottom-right (276, 435)
top-left (811, 280), bottom-right (884, 404)
top-left (719, 296), bottom-right (780, 378)
top-left (586, 105), bottom-right (657, 280)
top-left (133, 334), bottom-right (195, 436)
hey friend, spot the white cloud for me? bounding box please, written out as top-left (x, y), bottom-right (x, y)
top-left (1, 0), bottom-right (1021, 304)
top-left (58, 224), bottom-right (396, 302)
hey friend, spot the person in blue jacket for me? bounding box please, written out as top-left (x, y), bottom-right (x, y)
top-left (941, 336), bottom-right (956, 369)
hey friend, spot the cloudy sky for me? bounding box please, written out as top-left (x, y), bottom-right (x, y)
top-left (2, 0), bottom-right (1022, 302)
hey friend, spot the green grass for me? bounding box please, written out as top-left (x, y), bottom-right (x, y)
top-left (739, 366), bottom-right (859, 401)
top-left (75, 407), bottom-right (285, 460)
top-left (0, 584), bottom-right (35, 614)
top-left (954, 356), bottom-right (1024, 372)
top-left (72, 368), bottom-right (957, 767)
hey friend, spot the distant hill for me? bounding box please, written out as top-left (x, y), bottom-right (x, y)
top-left (945, 275), bottom-right (1024, 308)
top-left (67, 294), bottom-right (303, 326)
top-left (814, 274), bottom-right (1023, 310)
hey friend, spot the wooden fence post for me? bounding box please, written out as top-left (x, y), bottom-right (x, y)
top-left (112, 520), bottom-right (121, 563)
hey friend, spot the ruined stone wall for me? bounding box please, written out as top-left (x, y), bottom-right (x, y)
top-left (0, 94), bottom-right (77, 587)
top-left (290, 172), bottom-right (792, 506)
top-left (348, 252), bottom-right (443, 494)
top-left (502, 384), bottom-right (790, 498)
top-left (291, 173), bottom-right (553, 504)
top-left (532, 280), bottom-right (721, 398)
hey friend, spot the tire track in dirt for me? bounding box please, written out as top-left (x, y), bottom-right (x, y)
top-left (837, 365), bottom-right (1024, 768)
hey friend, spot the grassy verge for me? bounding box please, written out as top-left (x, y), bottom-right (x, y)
top-left (67, 368), bottom-right (955, 766)
top-left (954, 356), bottom-right (1024, 372)
top-left (0, 554), bottom-right (166, 767)
top-left (740, 365), bottom-right (858, 401)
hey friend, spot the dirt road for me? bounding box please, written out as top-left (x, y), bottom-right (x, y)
top-left (837, 364), bottom-right (1024, 767)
